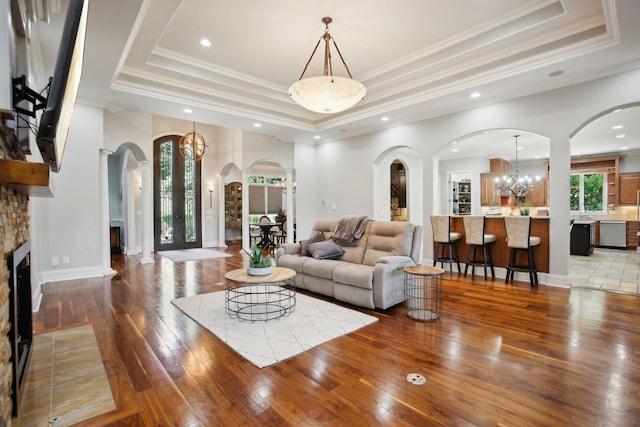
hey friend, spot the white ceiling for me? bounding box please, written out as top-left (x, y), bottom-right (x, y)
top-left (32, 0), bottom-right (640, 157)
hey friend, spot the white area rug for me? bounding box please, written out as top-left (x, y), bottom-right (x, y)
top-left (172, 291), bottom-right (378, 368)
top-left (160, 248), bottom-right (231, 262)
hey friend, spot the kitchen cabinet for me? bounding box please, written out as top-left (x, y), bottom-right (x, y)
top-left (451, 180), bottom-right (472, 215)
top-left (627, 221), bottom-right (639, 248)
top-left (619, 172), bottom-right (640, 205)
top-left (490, 158), bottom-right (510, 176)
top-left (225, 182), bottom-right (242, 242)
top-left (480, 173), bottom-right (500, 206)
top-left (525, 177), bottom-right (547, 207)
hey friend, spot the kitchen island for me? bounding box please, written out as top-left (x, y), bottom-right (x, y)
top-left (448, 216), bottom-right (550, 273)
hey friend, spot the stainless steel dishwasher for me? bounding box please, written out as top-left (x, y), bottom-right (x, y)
top-left (599, 220), bottom-right (627, 248)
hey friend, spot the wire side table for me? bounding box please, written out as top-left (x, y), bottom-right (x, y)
top-left (224, 267), bottom-right (296, 322)
top-left (403, 265), bottom-right (444, 321)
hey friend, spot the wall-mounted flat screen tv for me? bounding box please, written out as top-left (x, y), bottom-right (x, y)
top-left (36, 0), bottom-right (88, 173)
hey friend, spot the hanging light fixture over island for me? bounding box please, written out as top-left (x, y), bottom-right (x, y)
top-left (494, 135), bottom-right (541, 198)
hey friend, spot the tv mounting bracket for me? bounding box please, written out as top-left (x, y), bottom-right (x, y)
top-left (12, 75), bottom-right (49, 118)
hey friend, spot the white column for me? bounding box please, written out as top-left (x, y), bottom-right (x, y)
top-left (547, 132), bottom-right (571, 287)
top-left (100, 149), bottom-right (116, 276)
top-left (241, 169), bottom-right (250, 252)
top-left (125, 169), bottom-right (137, 254)
top-left (217, 174), bottom-right (227, 248)
top-left (140, 160), bottom-right (154, 264)
top-left (285, 169), bottom-right (295, 243)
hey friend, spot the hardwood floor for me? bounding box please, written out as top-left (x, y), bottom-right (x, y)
top-left (31, 244), bottom-right (640, 426)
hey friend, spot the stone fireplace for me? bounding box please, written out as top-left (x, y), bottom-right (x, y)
top-left (0, 118), bottom-right (31, 424)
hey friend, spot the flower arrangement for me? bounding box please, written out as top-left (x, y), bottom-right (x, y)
top-left (244, 245), bottom-right (273, 275)
top-left (247, 244), bottom-right (272, 268)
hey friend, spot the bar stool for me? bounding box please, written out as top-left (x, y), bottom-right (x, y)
top-left (504, 216), bottom-right (540, 287)
top-left (430, 215), bottom-right (461, 273)
top-left (462, 216), bottom-right (496, 279)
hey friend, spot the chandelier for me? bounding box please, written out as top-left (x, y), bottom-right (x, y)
top-left (179, 122), bottom-right (208, 161)
top-left (288, 17), bottom-right (366, 114)
top-left (494, 135), bottom-right (540, 198)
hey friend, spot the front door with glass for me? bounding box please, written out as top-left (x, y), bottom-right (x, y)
top-left (154, 135), bottom-right (202, 251)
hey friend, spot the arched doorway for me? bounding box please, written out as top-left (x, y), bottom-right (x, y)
top-left (390, 160), bottom-right (407, 221)
top-left (373, 146), bottom-right (423, 227)
top-left (568, 103), bottom-right (640, 293)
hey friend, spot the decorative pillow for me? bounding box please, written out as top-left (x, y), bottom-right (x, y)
top-left (307, 239), bottom-right (345, 260)
top-left (300, 231), bottom-right (325, 256)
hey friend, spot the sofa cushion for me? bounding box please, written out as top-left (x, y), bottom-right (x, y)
top-left (333, 263), bottom-right (374, 290)
top-left (363, 222), bottom-right (416, 266)
top-left (300, 231), bottom-right (325, 256)
top-left (302, 258), bottom-right (343, 280)
top-left (307, 239), bottom-right (345, 260)
top-left (276, 253), bottom-right (308, 273)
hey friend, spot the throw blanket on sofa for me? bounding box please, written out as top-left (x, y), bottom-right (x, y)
top-left (333, 215), bottom-right (373, 243)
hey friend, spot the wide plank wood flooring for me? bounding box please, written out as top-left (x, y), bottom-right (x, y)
top-left (30, 244), bottom-right (640, 426)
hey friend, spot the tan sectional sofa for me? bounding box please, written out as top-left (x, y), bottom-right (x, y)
top-left (275, 219), bottom-right (423, 310)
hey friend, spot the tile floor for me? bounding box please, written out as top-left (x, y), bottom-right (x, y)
top-left (569, 247), bottom-right (640, 294)
top-left (13, 324), bottom-right (115, 427)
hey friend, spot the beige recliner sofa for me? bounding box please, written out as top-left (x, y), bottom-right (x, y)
top-left (275, 219), bottom-right (423, 310)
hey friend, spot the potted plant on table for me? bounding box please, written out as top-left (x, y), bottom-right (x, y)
top-left (518, 201), bottom-right (532, 216)
top-left (245, 244), bottom-right (273, 276)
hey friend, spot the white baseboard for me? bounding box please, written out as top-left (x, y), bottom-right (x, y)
top-left (545, 274), bottom-right (570, 288)
top-left (39, 265), bottom-right (106, 284)
top-left (203, 240), bottom-right (224, 248)
top-left (32, 289), bottom-right (43, 312)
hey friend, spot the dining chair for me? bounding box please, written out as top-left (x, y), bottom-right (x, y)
top-left (430, 215), bottom-right (461, 273)
top-left (271, 219), bottom-right (287, 246)
top-left (462, 215), bottom-right (496, 279)
top-left (504, 216), bottom-right (540, 287)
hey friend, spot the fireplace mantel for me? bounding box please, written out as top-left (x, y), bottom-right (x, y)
top-left (0, 159), bottom-right (53, 197)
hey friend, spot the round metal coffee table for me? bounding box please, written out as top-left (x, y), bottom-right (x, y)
top-left (224, 267), bottom-right (296, 321)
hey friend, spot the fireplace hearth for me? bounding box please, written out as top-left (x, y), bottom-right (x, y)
top-left (8, 239), bottom-right (32, 417)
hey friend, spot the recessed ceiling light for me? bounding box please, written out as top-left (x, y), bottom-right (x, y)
top-left (470, 91), bottom-right (481, 98)
top-left (517, 146), bottom-right (524, 150)
top-left (621, 146), bottom-right (629, 150)
top-left (314, 135), bottom-right (321, 140)
top-left (548, 70), bottom-right (564, 77)
top-left (452, 148), bottom-right (459, 152)
top-left (200, 38), bottom-right (212, 47)
top-left (183, 108), bottom-right (193, 114)
top-left (612, 125), bottom-right (624, 130)
top-left (616, 134), bottom-right (626, 138)
top-left (381, 116), bottom-right (389, 122)
top-left (253, 123), bottom-right (262, 128)
top-left (452, 141), bottom-right (457, 145)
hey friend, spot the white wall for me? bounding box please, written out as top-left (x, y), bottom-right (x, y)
top-left (32, 104), bottom-right (105, 283)
top-left (293, 142), bottom-right (317, 240)
top-left (242, 132), bottom-right (295, 170)
top-left (620, 153), bottom-right (640, 172)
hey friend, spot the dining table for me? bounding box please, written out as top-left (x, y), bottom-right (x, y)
top-left (250, 222), bottom-right (283, 248)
